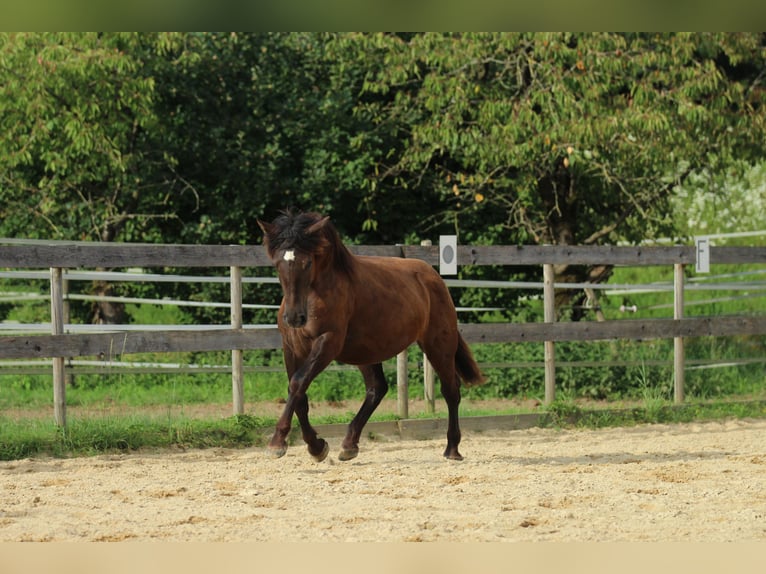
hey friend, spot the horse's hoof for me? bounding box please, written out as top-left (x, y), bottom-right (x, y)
top-left (310, 440), bottom-right (330, 462)
top-left (443, 449), bottom-right (464, 461)
top-left (269, 445), bottom-right (287, 459)
top-left (338, 447), bottom-right (359, 461)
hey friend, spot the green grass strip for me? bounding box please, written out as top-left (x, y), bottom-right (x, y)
top-left (2, 398), bottom-right (766, 461)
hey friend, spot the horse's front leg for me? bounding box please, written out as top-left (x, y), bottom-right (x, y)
top-left (269, 332), bottom-right (339, 462)
top-left (339, 363), bottom-right (388, 461)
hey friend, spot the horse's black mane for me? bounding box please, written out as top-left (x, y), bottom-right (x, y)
top-left (265, 210), bottom-right (324, 252)
top-left (263, 210), bottom-right (355, 275)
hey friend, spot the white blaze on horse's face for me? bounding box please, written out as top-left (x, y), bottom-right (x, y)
top-left (277, 248), bottom-right (313, 329)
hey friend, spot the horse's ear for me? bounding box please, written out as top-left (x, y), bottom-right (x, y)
top-left (306, 216), bottom-right (331, 236)
top-left (257, 219), bottom-right (272, 237)
top-left (257, 219), bottom-right (276, 252)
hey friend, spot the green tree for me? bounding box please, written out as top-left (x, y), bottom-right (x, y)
top-left (327, 32), bottom-right (766, 317)
top-left (147, 32), bottom-right (409, 246)
top-left (0, 33), bottom-right (178, 243)
top-left (0, 33), bottom-right (185, 322)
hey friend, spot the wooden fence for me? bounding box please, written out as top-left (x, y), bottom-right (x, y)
top-left (1, 240), bottom-right (765, 426)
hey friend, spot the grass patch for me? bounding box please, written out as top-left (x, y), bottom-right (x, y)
top-left (2, 396), bottom-right (765, 461)
top-left (543, 397), bottom-right (766, 429)
top-left (0, 413), bottom-right (273, 461)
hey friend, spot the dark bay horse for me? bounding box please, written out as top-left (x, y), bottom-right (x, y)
top-left (257, 211), bottom-right (485, 461)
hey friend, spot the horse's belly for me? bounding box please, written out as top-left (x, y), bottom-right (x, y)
top-left (336, 338), bottom-right (411, 365)
top-left (337, 321), bottom-right (417, 365)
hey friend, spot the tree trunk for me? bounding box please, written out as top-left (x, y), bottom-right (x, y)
top-left (89, 219), bottom-right (127, 324)
top-left (90, 280), bottom-right (127, 324)
top-left (539, 171), bottom-right (614, 321)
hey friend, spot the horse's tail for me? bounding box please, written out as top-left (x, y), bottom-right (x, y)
top-left (455, 333), bottom-right (486, 387)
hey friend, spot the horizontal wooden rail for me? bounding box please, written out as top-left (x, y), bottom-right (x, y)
top-left (0, 328), bottom-right (282, 360)
top-left (456, 245), bottom-right (766, 266)
top-left (2, 242), bottom-right (764, 269)
top-left (0, 244), bottom-right (402, 268)
top-left (0, 244), bottom-right (270, 268)
top-left (2, 316), bottom-right (764, 361)
top-left (458, 315), bottom-right (766, 344)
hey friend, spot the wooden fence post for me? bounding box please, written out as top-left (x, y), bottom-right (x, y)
top-left (230, 266), bottom-right (244, 415)
top-left (396, 349), bottom-right (408, 419)
top-left (420, 239), bottom-right (436, 412)
top-left (50, 267), bottom-right (66, 427)
top-left (674, 262), bottom-right (685, 403)
top-left (543, 263), bottom-right (556, 404)
top-left (63, 273), bottom-right (74, 388)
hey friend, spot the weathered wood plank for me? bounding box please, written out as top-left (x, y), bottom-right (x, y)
top-left (674, 263), bottom-right (685, 403)
top-left (709, 246), bottom-right (766, 264)
top-left (3, 316), bottom-right (763, 360)
top-left (455, 245), bottom-right (698, 266)
top-left (0, 244), bottom-right (272, 269)
top-left (401, 244), bottom-right (439, 264)
top-left (301, 420), bottom-right (401, 439)
top-left (0, 328), bottom-right (283, 360)
top-left (50, 268), bottom-right (66, 426)
top-left (0, 243), bottom-right (406, 268)
top-left (2, 242), bottom-right (763, 269)
top-left (397, 413), bottom-right (545, 440)
top-left (349, 245), bottom-right (405, 257)
top-left (458, 316), bottom-right (766, 344)
top-left (230, 266), bottom-right (244, 415)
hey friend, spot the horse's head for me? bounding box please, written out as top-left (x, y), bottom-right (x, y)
top-left (258, 212), bottom-right (331, 329)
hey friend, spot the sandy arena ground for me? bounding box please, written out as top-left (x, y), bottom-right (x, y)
top-left (1, 417), bottom-right (765, 542)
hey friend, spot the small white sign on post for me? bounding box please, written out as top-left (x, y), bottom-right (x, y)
top-left (695, 236), bottom-right (710, 274)
top-left (439, 235), bottom-right (457, 276)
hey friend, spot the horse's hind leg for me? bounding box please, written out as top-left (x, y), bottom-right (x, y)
top-left (437, 369), bottom-right (463, 460)
top-left (339, 363), bottom-right (388, 461)
top-left (421, 342), bottom-right (464, 461)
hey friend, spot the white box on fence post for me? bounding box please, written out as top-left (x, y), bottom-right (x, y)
top-left (439, 235), bottom-right (457, 276)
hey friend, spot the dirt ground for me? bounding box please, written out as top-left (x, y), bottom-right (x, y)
top-left (1, 417), bottom-right (765, 542)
